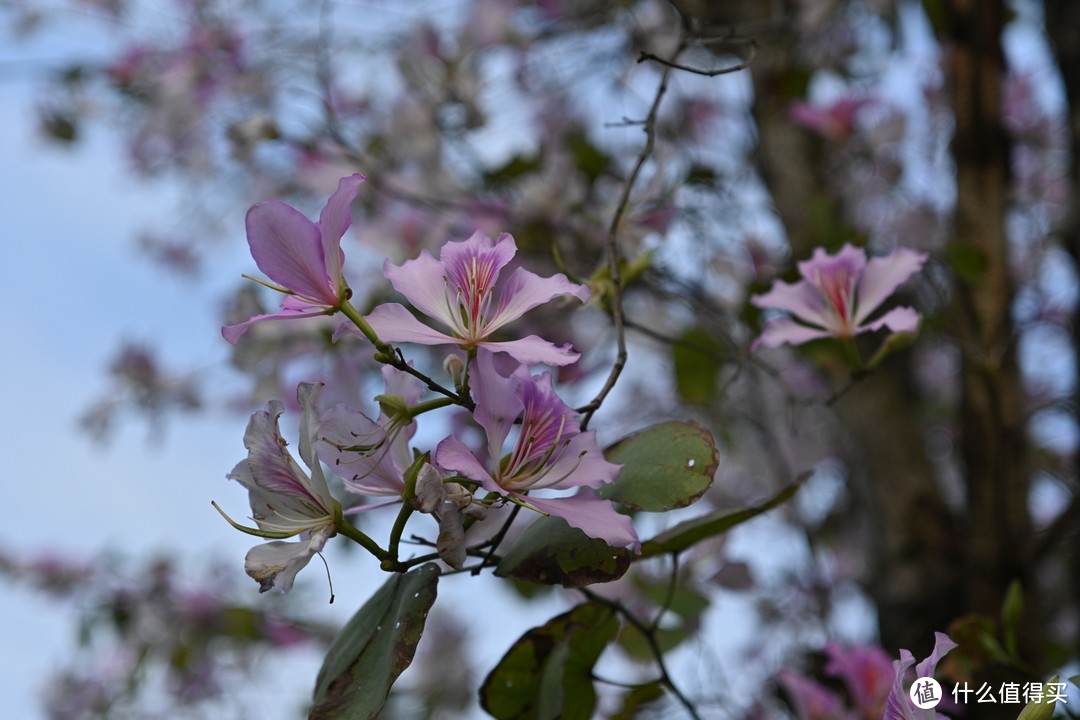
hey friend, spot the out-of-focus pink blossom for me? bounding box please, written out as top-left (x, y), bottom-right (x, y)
top-left (824, 643), bottom-right (894, 717)
top-left (789, 97), bottom-right (871, 141)
top-left (777, 669), bottom-right (855, 720)
top-left (751, 244), bottom-right (926, 349)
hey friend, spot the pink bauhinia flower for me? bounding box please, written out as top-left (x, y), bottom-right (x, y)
top-left (214, 382), bottom-right (338, 593)
top-left (751, 244), bottom-right (927, 350)
top-left (364, 231), bottom-right (588, 366)
top-left (318, 364), bottom-right (423, 499)
top-left (434, 351), bottom-right (638, 550)
top-left (223, 173), bottom-right (365, 343)
top-left (883, 632), bottom-right (958, 720)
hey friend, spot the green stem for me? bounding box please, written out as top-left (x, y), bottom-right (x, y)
top-left (841, 337), bottom-right (863, 371)
top-left (407, 396), bottom-right (455, 418)
top-left (387, 501), bottom-right (414, 565)
top-left (334, 511), bottom-right (390, 562)
top-left (339, 298), bottom-right (388, 352)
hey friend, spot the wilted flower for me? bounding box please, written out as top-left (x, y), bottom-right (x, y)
top-left (214, 382), bottom-right (338, 593)
top-left (364, 231), bottom-right (588, 366)
top-left (435, 351), bottom-right (637, 549)
top-left (883, 632), bottom-right (958, 720)
top-left (223, 173), bottom-right (365, 343)
top-left (751, 244), bottom-right (927, 350)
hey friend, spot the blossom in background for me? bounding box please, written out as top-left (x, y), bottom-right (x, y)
top-left (774, 643), bottom-right (894, 720)
top-left (364, 231), bottom-right (588, 366)
top-left (215, 382), bottom-right (338, 593)
top-left (824, 642), bottom-right (894, 718)
top-left (435, 351), bottom-right (637, 549)
top-left (776, 670), bottom-right (853, 720)
top-left (789, 96), bottom-right (871, 141)
top-left (751, 244), bottom-right (927, 349)
top-left (319, 365), bottom-right (423, 499)
top-left (223, 173), bottom-right (365, 343)
top-left (883, 632), bottom-right (958, 720)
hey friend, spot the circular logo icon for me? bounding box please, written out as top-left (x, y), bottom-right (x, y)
top-left (909, 677), bottom-right (943, 709)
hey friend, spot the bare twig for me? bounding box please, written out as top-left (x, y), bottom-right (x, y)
top-left (637, 40), bottom-right (757, 77)
top-left (579, 587), bottom-right (704, 720)
top-left (579, 60), bottom-right (676, 429)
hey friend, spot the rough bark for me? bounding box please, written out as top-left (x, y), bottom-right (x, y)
top-left (941, 2), bottom-right (1034, 716)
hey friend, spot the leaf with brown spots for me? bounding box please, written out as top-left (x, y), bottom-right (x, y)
top-left (309, 563), bottom-right (440, 719)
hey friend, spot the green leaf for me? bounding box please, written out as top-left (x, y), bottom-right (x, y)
top-left (484, 153), bottom-right (542, 185)
top-left (617, 581), bottom-right (709, 660)
top-left (672, 328), bottom-right (725, 405)
top-left (640, 478), bottom-right (803, 558)
top-left (496, 515), bottom-right (633, 588)
top-left (945, 243), bottom-right (989, 288)
top-left (608, 681), bottom-right (665, 719)
top-left (599, 421), bottom-right (719, 511)
top-left (310, 563), bottom-right (440, 719)
top-left (566, 130), bottom-right (610, 182)
top-left (1016, 675), bottom-right (1059, 720)
top-left (1002, 580), bottom-right (1023, 659)
top-left (480, 603), bottom-right (618, 720)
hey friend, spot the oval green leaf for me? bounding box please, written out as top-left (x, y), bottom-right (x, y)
top-left (310, 563), bottom-right (440, 719)
top-left (599, 421), bottom-right (719, 511)
top-left (480, 603), bottom-right (618, 720)
top-left (495, 515), bottom-right (633, 588)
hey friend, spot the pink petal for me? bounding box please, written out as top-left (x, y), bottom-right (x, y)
top-left (434, 435), bottom-right (502, 495)
top-left (244, 527), bottom-right (330, 593)
top-left (853, 247), bottom-right (927, 325)
top-left (221, 304), bottom-right (328, 345)
top-left (246, 201), bottom-right (336, 306)
top-left (470, 350), bottom-right (522, 460)
top-left (798, 243), bottom-right (867, 281)
top-left (752, 317), bottom-right (834, 350)
top-left (883, 649), bottom-right (917, 720)
top-left (318, 404), bottom-right (411, 496)
top-left (486, 266), bottom-right (589, 333)
top-left (382, 251), bottom-right (457, 328)
top-left (317, 173), bottom-right (365, 288)
top-left (477, 335), bottom-right (582, 366)
top-left (440, 231), bottom-right (517, 296)
top-left (532, 431), bottom-right (621, 491)
top-left (751, 279), bottom-right (832, 329)
top-left (914, 632), bottom-right (958, 681)
top-left (524, 490), bottom-right (639, 551)
top-left (365, 303), bottom-right (461, 345)
top-left (859, 306), bottom-right (920, 335)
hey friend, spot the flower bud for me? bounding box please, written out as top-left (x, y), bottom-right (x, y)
top-left (443, 354), bottom-right (466, 390)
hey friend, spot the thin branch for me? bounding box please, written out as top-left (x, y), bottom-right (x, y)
top-left (472, 503), bottom-right (523, 575)
top-left (579, 588), bottom-right (703, 720)
top-left (648, 554), bottom-right (681, 633)
top-left (637, 41), bottom-right (757, 77)
top-left (579, 59), bottom-right (676, 429)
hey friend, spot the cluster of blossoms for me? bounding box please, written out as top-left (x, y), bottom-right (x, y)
top-left (216, 174), bottom-right (636, 593)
